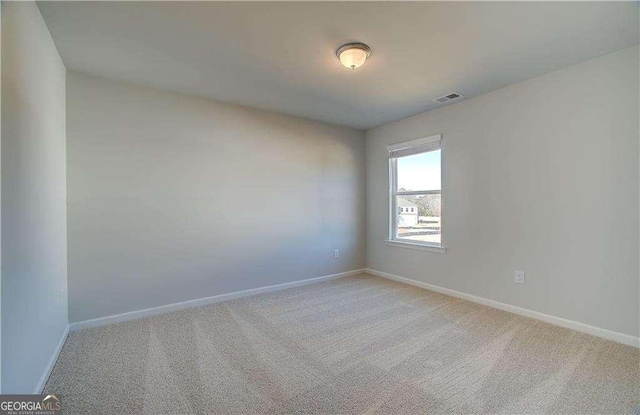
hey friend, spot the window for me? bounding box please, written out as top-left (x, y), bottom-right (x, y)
top-left (387, 134), bottom-right (443, 249)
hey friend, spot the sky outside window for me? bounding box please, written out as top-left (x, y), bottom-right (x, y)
top-left (397, 150), bottom-right (441, 191)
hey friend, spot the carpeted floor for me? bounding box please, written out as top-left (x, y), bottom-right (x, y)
top-left (45, 273), bottom-right (639, 414)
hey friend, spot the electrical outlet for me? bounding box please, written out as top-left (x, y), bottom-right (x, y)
top-left (515, 270), bottom-right (525, 285)
top-left (59, 289), bottom-right (65, 307)
top-left (333, 249), bottom-right (340, 259)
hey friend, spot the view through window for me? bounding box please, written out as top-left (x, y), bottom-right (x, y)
top-left (390, 140), bottom-right (441, 246)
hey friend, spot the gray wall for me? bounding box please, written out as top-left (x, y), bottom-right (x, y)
top-left (366, 47), bottom-right (639, 337)
top-left (1, 2), bottom-right (68, 393)
top-left (66, 71), bottom-right (366, 323)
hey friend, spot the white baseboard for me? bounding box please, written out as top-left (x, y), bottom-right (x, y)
top-left (365, 268), bottom-right (639, 348)
top-left (35, 324), bottom-right (69, 393)
top-left (69, 269), bottom-right (365, 332)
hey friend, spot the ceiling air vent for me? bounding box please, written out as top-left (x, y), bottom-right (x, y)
top-left (433, 92), bottom-right (464, 104)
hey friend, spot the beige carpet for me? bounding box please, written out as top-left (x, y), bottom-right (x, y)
top-left (45, 273), bottom-right (639, 414)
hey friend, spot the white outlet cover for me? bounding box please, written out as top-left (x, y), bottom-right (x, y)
top-left (515, 270), bottom-right (525, 284)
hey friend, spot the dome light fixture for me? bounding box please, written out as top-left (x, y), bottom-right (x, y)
top-left (336, 42), bottom-right (371, 70)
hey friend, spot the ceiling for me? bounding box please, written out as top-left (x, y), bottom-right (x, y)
top-left (38, 1), bottom-right (639, 130)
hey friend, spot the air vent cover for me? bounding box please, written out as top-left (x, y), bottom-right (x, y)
top-left (433, 92), bottom-right (464, 104)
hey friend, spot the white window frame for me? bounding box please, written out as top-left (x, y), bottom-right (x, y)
top-left (386, 134), bottom-right (446, 253)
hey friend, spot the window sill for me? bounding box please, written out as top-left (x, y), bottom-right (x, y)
top-left (384, 240), bottom-right (447, 254)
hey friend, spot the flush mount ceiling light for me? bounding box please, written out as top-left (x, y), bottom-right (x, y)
top-left (336, 43), bottom-right (372, 70)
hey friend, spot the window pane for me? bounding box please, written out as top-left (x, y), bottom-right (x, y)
top-left (396, 194), bottom-right (441, 244)
top-left (396, 150), bottom-right (441, 192)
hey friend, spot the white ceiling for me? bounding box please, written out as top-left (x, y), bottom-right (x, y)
top-left (38, 1), bottom-right (639, 130)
